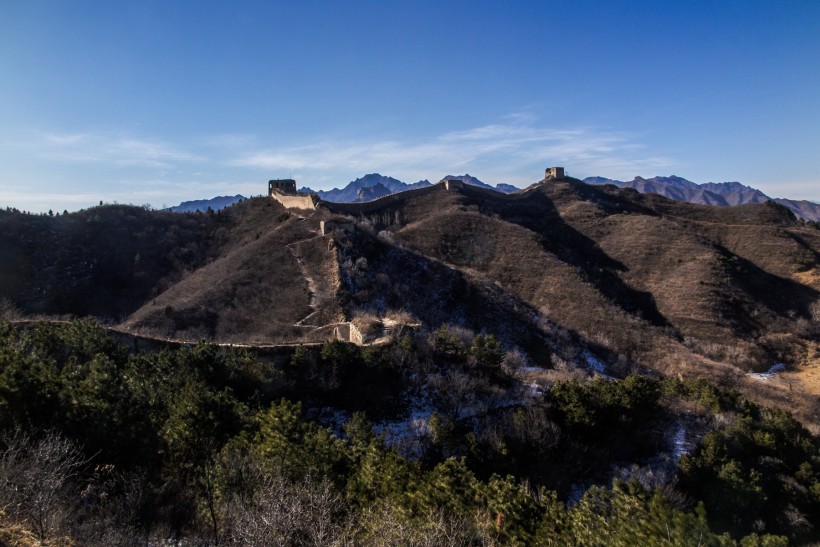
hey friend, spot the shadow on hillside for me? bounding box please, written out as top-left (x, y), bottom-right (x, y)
top-left (466, 186), bottom-right (671, 328)
top-left (787, 232), bottom-right (820, 271)
top-left (340, 231), bottom-right (554, 364)
top-left (715, 245), bottom-right (819, 322)
top-left (0, 205), bottom-right (226, 321)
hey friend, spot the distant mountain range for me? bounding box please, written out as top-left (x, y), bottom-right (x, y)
top-left (299, 173), bottom-right (516, 202)
top-left (583, 176), bottom-right (820, 222)
top-left (299, 173), bottom-right (432, 202)
top-left (166, 173), bottom-right (819, 222)
top-left (166, 195), bottom-right (245, 213)
top-left (166, 174), bottom-right (517, 212)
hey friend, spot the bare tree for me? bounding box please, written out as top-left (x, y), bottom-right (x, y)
top-left (72, 463), bottom-right (148, 546)
top-left (429, 370), bottom-right (479, 421)
top-left (0, 429), bottom-right (86, 542)
top-left (0, 297), bottom-right (21, 320)
top-left (219, 458), bottom-right (349, 547)
top-left (353, 501), bottom-right (489, 547)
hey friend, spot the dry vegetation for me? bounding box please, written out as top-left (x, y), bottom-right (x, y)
top-left (325, 180), bottom-right (819, 423)
top-left (123, 209), bottom-right (317, 343)
top-left (1, 180), bottom-right (817, 424)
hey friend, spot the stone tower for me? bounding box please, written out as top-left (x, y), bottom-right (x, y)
top-left (268, 179), bottom-right (297, 195)
top-left (545, 167), bottom-right (565, 180)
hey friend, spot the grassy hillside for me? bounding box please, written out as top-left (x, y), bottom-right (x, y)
top-left (341, 181), bottom-right (817, 360)
top-left (324, 180), bottom-right (819, 421)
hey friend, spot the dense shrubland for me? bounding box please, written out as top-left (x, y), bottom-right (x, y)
top-left (0, 319), bottom-right (817, 545)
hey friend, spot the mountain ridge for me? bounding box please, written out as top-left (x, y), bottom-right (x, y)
top-left (299, 173), bottom-right (516, 203)
top-left (585, 175), bottom-right (817, 221)
top-left (164, 174), bottom-right (816, 222)
top-left (166, 194), bottom-right (245, 213)
top-left (4, 177), bottom-right (817, 429)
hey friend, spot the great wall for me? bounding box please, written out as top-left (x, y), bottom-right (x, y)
top-left (267, 167), bottom-right (567, 215)
top-left (261, 167), bottom-right (566, 346)
top-left (6, 168), bottom-right (566, 352)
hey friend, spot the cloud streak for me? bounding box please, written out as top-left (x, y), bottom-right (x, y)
top-left (1, 117), bottom-right (680, 212)
top-left (231, 120), bottom-right (678, 185)
top-left (37, 132), bottom-right (204, 168)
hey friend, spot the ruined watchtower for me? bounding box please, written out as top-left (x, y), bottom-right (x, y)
top-left (268, 179), bottom-right (297, 196)
top-left (545, 167), bottom-right (565, 180)
top-left (443, 178), bottom-right (465, 190)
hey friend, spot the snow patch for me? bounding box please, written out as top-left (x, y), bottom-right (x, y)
top-left (569, 418), bottom-right (696, 502)
top-left (567, 482), bottom-right (594, 506)
top-left (746, 362), bottom-right (786, 381)
top-left (582, 351), bottom-right (615, 379)
top-left (373, 391), bottom-right (435, 459)
top-left (311, 407), bottom-right (350, 437)
top-left (671, 421), bottom-right (695, 461)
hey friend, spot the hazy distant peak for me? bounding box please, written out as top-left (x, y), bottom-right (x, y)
top-left (301, 174), bottom-right (431, 203)
top-left (583, 174), bottom-right (817, 220)
top-left (583, 176), bottom-right (621, 186)
top-left (354, 182), bottom-right (392, 202)
top-left (495, 183), bottom-right (519, 193)
top-left (440, 174), bottom-right (493, 189)
top-left (167, 195), bottom-right (245, 213)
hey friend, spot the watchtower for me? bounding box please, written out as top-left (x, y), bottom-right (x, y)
top-left (443, 178), bottom-right (465, 190)
top-left (544, 167), bottom-right (565, 180)
top-left (268, 179), bottom-right (297, 196)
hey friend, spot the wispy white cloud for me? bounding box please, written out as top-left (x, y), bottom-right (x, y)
top-left (36, 131), bottom-right (204, 168)
top-left (231, 119), bottom-right (679, 186)
top-left (0, 177), bottom-right (264, 213)
top-left (0, 117), bottom-right (681, 212)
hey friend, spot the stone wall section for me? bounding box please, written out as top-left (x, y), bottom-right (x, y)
top-left (271, 192), bottom-right (318, 210)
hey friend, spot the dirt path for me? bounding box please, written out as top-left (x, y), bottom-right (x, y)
top-left (287, 243), bottom-right (320, 326)
top-left (284, 227), bottom-right (334, 328)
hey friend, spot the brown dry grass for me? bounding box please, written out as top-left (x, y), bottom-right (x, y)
top-left (0, 509), bottom-right (73, 546)
top-left (794, 267), bottom-right (820, 288)
top-left (122, 199), bottom-right (332, 344)
top-left (326, 180), bottom-right (819, 422)
top-left (4, 183), bottom-right (817, 424)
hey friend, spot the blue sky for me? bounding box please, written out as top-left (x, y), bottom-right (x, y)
top-left (1, 0), bottom-right (818, 212)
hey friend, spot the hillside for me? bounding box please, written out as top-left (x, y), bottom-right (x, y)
top-left (325, 179), bottom-right (819, 421)
top-left (1, 177), bottom-right (818, 423)
top-left (3, 320), bottom-right (817, 544)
